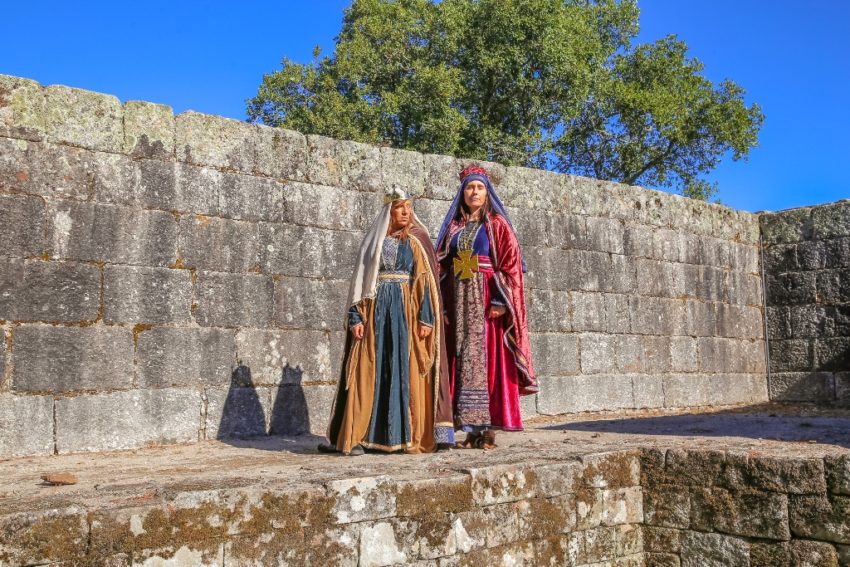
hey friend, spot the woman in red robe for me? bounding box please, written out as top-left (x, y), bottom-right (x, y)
top-left (436, 165), bottom-right (537, 449)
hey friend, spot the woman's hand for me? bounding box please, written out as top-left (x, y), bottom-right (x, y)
top-left (418, 324), bottom-right (433, 339)
top-left (351, 323), bottom-right (365, 340)
top-left (487, 305), bottom-right (507, 319)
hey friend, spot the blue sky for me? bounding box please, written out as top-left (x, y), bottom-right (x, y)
top-left (2, 1), bottom-right (847, 212)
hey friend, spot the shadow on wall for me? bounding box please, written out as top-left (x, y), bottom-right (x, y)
top-left (217, 363), bottom-right (324, 449)
top-left (543, 404), bottom-right (850, 450)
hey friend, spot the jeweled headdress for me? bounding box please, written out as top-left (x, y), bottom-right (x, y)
top-left (383, 187), bottom-right (413, 204)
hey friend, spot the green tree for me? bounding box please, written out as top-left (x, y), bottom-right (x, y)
top-left (248, 0), bottom-right (763, 200)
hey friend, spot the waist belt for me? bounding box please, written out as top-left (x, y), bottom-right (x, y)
top-left (453, 252), bottom-right (493, 280)
top-left (378, 272), bottom-right (410, 283)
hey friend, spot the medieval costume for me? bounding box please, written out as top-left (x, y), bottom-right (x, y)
top-left (436, 166), bottom-right (537, 445)
top-left (325, 188), bottom-right (453, 455)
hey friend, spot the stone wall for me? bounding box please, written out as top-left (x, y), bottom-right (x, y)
top-left (0, 73), bottom-right (767, 458)
top-left (643, 448), bottom-right (850, 566)
top-left (761, 202), bottom-right (850, 403)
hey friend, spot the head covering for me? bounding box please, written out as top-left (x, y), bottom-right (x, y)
top-left (435, 165), bottom-right (526, 272)
top-left (345, 190), bottom-right (428, 314)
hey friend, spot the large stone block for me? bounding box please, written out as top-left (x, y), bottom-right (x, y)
top-left (684, 300), bottom-right (716, 337)
top-left (788, 304), bottom-right (829, 339)
top-left (170, 161), bottom-right (223, 215)
top-left (570, 292), bottom-right (606, 332)
top-left (254, 124), bottom-right (308, 182)
top-left (586, 216), bottom-right (626, 255)
top-left (636, 259), bottom-right (677, 298)
top-left (204, 383), bottom-right (272, 439)
top-left (0, 194), bottom-right (47, 258)
top-left (768, 372), bottom-right (835, 402)
top-left (680, 531), bottom-right (749, 567)
top-left (0, 394), bottom-right (53, 457)
top-left (745, 455), bottom-right (827, 495)
top-left (812, 201), bottom-right (850, 240)
top-left (580, 333), bottom-right (618, 374)
top-left (423, 153), bottom-right (461, 200)
top-left (760, 208), bottom-right (813, 244)
top-left (217, 172), bottom-right (286, 223)
top-left (50, 201), bottom-right (177, 266)
top-left (12, 325), bottom-right (133, 392)
top-left (306, 135), bottom-right (382, 191)
top-left (380, 146), bottom-right (425, 198)
top-left (726, 271), bottom-right (763, 307)
top-left (55, 388), bottom-right (201, 453)
top-left (601, 487), bottom-right (643, 526)
top-left (763, 242), bottom-right (798, 273)
top-left (103, 265), bottom-right (192, 324)
top-left (178, 215), bottom-right (261, 273)
top-left (0, 259), bottom-right (100, 323)
top-left (817, 268), bottom-right (850, 304)
top-left (768, 339), bottom-right (813, 372)
top-left (281, 182), bottom-right (365, 231)
top-left (236, 329), bottom-right (335, 385)
top-left (526, 288), bottom-right (571, 332)
top-left (633, 375), bottom-right (665, 408)
top-left (825, 236), bottom-right (850, 268)
top-left (796, 239), bottom-right (826, 270)
top-left (530, 333), bottom-right (579, 376)
top-left (258, 222), bottom-right (304, 277)
top-left (0, 74), bottom-right (46, 140)
top-left (537, 374), bottom-right (634, 414)
top-left (269, 383), bottom-right (336, 436)
top-left (136, 327), bottom-right (235, 388)
top-left (195, 271), bottom-right (274, 328)
top-left (175, 111), bottom-right (256, 172)
top-left (690, 487), bottom-right (790, 540)
top-left (789, 494), bottom-right (850, 544)
top-left (501, 166), bottom-right (569, 210)
top-left (0, 138), bottom-right (94, 201)
top-left (643, 336), bottom-right (671, 373)
top-left (815, 337), bottom-right (850, 371)
top-left (616, 335), bottom-right (645, 373)
top-left (43, 84), bottom-right (123, 152)
top-left (631, 297), bottom-right (688, 337)
top-left (766, 272), bottom-right (817, 306)
top-left (328, 475), bottom-right (397, 524)
top-left (123, 100), bottom-right (174, 158)
top-left (274, 276), bottom-right (348, 330)
top-left (826, 455), bottom-right (850, 496)
top-left (669, 336), bottom-right (698, 372)
top-left (663, 374), bottom-right (767, 408)
top-left (714, 303), bottom-right (763, 340)
top-left (300, 227), bottom-right (363, 279)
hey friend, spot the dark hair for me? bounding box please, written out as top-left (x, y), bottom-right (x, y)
top-left (457, 184), bottom-right (492, 221)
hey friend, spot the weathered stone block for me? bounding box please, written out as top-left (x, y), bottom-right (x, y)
top-left (837, 372), bottom-right (850, 404)
top-left (788, 304), bottom-right (829, 339)
top-left (631, 297), bottom-right (688, 337)
top-left (258, 222), bottom-right (304, 277)
top-left (0, 139), bottom-right (95, 201)
top-left (274, 276), bottom-right (348, 330)
top-left (816, 337), bottom-right (850, 371)
top-left (715, 303), bottom-right (763, 340)
top-left (530, 333), bottom-right (579, 376)
top-left (123, 100), bottom-right (174, 158)
top-left (586, 216), bottom-right (625, 254)
top-left (0, 259), bottom-right (100, 323)
top-left (632, 375), bottom-right (665, 409)
top-left (766, 272), bottom-right (817, 305)
top-left (175, 111), bottom-right (255, 172)
top-left (601, 487), bottom-right (643, 526)
top-left (604, 293), bottom-right (633, 334)
top-left (43, 84), bottom-right (123, 152)
top-left (178, 215), bottom-right (261, 273)
top-left (826, 455), bottom-right (850, 496)
top-left (669, 336), bottom-right (698, 372)
top-left (280, 182), bottom-right (364, 231)
top-left (576, 525), bottom-right (618, 564)
top-left (643, 526), bottom-right (681, 554)
top-left (254, 124), bottom-right (308, 181)
top-left (136, 327), bottom-right (235, 388)
top-left (235, 329), bottom-right (333, 385)
top-left (537, 374), bottom-right (634, 414)
top-left (12, 325), bottom-right (133, 392)
top-left (825, 236), bottom-right (850, 268)
top-left (195, 271), bottom-right (274, 328)
top-left (763, 242), bottom-right (798, 272)
top-left (797, 239), bottom-right (826, 270)
top-left (812, 201), bottom-right (850, 240)
top-left (455, 501), bottom-right (520, 548)
top-left (791, 540), bottom-right (839, 567)
top-left (790, 494), bottom-right (850, 544)
top-left (746, 456), bottom-right (827, 495)
top-left (642, 336), bottom-right (670, 373)
top-left (683, 299), bottom-right (716, 338)
top-left (165, 161), bottom-right (221, 215)
top-left (0, 394), bottom-right (53, 457)
top-left (423, 153), bottom-right (461, 201)
top-left (817, 268), bottom-right (850, 305)
top-left (769, 371), bottom-right (835, 402)
top-left (328, 475), bottom-right (397, 524)
top-left (217, 172), bottom-right (286, 223)
top-left (769, 339), bottom-right (814, 373)
top-left (204, 384), bottom-right (272, 439)
top-left (616, 335), bottom-right (645, 373)
top-left (680, 530), bottom-right (749, 567)
top-left (0, 74), bottom-right (46, 140)
top-left (526, 288), bottom-right (571, 332)
top-left (0, 507), bottom-right (90, 565)
top-left (50, 201), bottom-right (177, 266)
top-left (466, 464), bottom-right (537, 506)
top-left (644, 486), bottom-right (690, 529)
top-left (300, 227), bottom-right (363, 279)
top-left (760, 208), bottom-right (813, 244)
top-left (380, 146), bottom-right (425, 197)
top-left (104, 265), bottom-right (192, 324)
top-left (502, 166), bottom-right (569, 210)
top-left (307, 135), bottom-right (382, 191)
top-left (0, 194), bottom-right (47, 259)
top-left (636, 259), bottom-right (675, 298)
top-left (55, 388), bottom-right (201, 453)
top-left (690, 487), bottom-right (790, 540)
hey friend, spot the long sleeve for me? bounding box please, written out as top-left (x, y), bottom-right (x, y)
top-left (348, 304), bottom-right (363, 328)
top-left (419, 284), bottom-right (434, 327)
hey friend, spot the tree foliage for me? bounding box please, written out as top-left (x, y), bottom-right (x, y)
top-left (248, 0), bottom-right (763, 199)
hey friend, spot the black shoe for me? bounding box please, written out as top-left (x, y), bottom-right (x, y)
top-left (317, 442), bottom-right (339, 454)
top-left (347, 445), bottom-right (365, 456)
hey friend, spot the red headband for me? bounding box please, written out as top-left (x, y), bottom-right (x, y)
top-left (459, 165), bottom-right (489, 181)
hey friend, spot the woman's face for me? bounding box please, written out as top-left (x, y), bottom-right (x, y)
top-left (390, 199), bottom-right (412, 229)
top-left (463, 180), bottom-right (487, 212)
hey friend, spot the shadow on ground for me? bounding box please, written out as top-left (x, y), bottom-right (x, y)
top-left (542, 403), bottom-right (850, 450)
